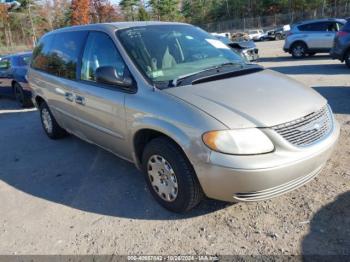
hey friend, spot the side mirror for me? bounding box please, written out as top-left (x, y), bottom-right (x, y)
top-left (95, 66), bottom-right (133, 88)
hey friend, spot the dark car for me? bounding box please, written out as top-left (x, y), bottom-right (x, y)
top-left (265, 27), bottom-right (285, 41)
top-left (214, 35), bottom-right (259, 62)
top-left (330, 20), bottom-right (350, 68)
top-left (0, 51), bottom-right (33, 107)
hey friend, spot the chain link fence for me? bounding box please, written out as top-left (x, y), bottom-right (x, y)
top-left (201, 4), bottom-right (350, 33)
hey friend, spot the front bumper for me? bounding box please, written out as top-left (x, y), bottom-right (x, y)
top-left (242, 48), bottom-right (259, 62)
top-left (194, 121), bottom-right (340, 202)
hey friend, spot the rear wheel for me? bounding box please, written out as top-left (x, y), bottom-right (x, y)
top-left (291, 42), bottom-right (307, 58)
top-left (344, 50), bottom-right (350, 68)
top-left (142, 137), bottom-right (203, 213)
top-left (13, 83), bottom-right (32, 108)
top-left (39, 101), bottom-right (68, 139)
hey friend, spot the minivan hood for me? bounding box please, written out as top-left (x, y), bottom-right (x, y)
top-left (164, 69), bottom-right (326, 129)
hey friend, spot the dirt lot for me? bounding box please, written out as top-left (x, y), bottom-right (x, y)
top-left (0, 40), bottom-right (349, 256)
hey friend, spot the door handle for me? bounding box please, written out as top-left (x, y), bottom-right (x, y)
top-left (75, 95), bottom-right (85, 105)
top-left (65, 92), bottom-right (74, 102)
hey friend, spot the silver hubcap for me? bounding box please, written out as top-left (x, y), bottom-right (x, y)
top-left (147, 155), bottom-right (178, 202)
top-left (293, 45), bottom-right (304, 57)
top-left (41, 108), bottom-right (53, 134)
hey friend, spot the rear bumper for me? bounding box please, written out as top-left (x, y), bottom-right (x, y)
top-left (330, 48), bottom-right (343, 61)
top-left (195, 121), bottom-right (340, 202)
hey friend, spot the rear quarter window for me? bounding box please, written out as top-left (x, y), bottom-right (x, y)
top-left (32, 31), bottom-right (88, 80)
top-left (31, 34), bottom-right (54, 72)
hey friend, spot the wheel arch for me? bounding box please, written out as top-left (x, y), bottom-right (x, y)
top-left (291, 40), bottom-right (309, 50)
top-left (34, 95), bottom-right (46, 108)
top-left (131, 119), bottom-right (197, 170)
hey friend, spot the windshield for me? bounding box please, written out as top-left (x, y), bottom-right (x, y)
top-left (19, 55), bottom-right (32, 66)
top-left (117, 25), bottom-right (245, 84)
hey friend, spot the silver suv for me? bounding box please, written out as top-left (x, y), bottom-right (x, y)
top-left (284, 18), bottom-right (346, 58)
top-left (28, 22), bottom-right (339, 212)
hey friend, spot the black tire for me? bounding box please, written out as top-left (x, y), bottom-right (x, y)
top-left (39, 101), bottom-right (68, 139)
top-left (344, 50), bottom-right (350, 68)
top-left (142, 137), bottom-right (203, 213)
top-left (291, 42), bottom-right (307, 58)
top-left (13, 83), bottom-right (32, 108)
top-left (275, 34), bottom-right (282, 41)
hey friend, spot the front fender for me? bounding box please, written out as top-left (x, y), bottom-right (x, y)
top-left (129, 116), bottom-right (211, 169)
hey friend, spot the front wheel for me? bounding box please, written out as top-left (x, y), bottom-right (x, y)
top-left (142, 137), bottom-right (203, 213)
top-left (291, 42), bottom-right (307, 58)
top-left (39, 101), bottom-right (68, 139)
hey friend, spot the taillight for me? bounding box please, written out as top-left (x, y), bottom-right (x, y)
top-left (337, 31), bottom-right (349, 37)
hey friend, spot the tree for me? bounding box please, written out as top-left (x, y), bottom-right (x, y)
top-left (120, 0), bottom-right (139, 21)
top-left (138, 5), bottom-right (150, 21)
top-left (71, 0), bottom-right (89, 25)
top-left (90, 0), bottom-right (122, 23)
top-left (149, 0), bottom-right (181, 21)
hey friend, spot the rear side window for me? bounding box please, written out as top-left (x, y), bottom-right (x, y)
top-left (31, 34), bottom-right (54, 71)
top-left (298, 22), bottom-right (329, 31)
top-left (49, 31), bottom-right (88, 79)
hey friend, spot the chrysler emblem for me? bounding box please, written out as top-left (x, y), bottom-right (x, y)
top-left (297, 120), bottom-right (322, 132)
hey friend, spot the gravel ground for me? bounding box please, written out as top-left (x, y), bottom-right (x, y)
top-left (0, 40), bottom-right (349, 256)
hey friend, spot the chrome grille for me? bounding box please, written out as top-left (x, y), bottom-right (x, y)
top-left (272, 105), bottom-right (332, 147)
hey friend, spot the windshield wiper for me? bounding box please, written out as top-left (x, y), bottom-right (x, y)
top-left (171, 62), bottom-right (243, 87)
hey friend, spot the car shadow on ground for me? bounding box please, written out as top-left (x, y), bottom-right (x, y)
top-left (259, 55), bottom-right (331, 63)
top-left (268, 64), bottom-right (349, 75)
top-left (313, 86), bottom-right (350, 115)
top-left (302, 191), bottom-right (350, 256)
top-left (0, 107), bottom-right (230, 220)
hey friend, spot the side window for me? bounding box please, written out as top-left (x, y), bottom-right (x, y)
top-left (49, 31), bottom-right (87, 79)
top-left (299, 22), bottom-right (328, 32)
top-left (326, 22), bottom-right (338, 32)
top-left (81, 31), bottom-right (126, 82)
top-left (31, 34), bottom-right (54, 71)
top-left (0, 58), bottom-right (10, 70)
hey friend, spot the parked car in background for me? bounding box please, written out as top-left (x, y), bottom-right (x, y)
top-left (265, 27), bottom-right (286, 41)
top-left (28, 22), bottom-right (339, 213)
top-left (212, 34), bottom-right (259, 62)
top-left (284, 18), bottom-right (346, 58)
top-left (330, 20), bottom-right (350, 68)
top-left (248, 29), bottom-right (266, 41)
top-left (0, 51), bottom-right (33, 107)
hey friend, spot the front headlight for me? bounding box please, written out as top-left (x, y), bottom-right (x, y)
top-left (202, 129), bottom-right (274, 155)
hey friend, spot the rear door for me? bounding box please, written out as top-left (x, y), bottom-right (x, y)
top-left (30, 31), bottom-right (88, 131)
top-left (71, 31), bottom-right (130, 158)
top-left (298, 22), bottom-right (332, 49)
